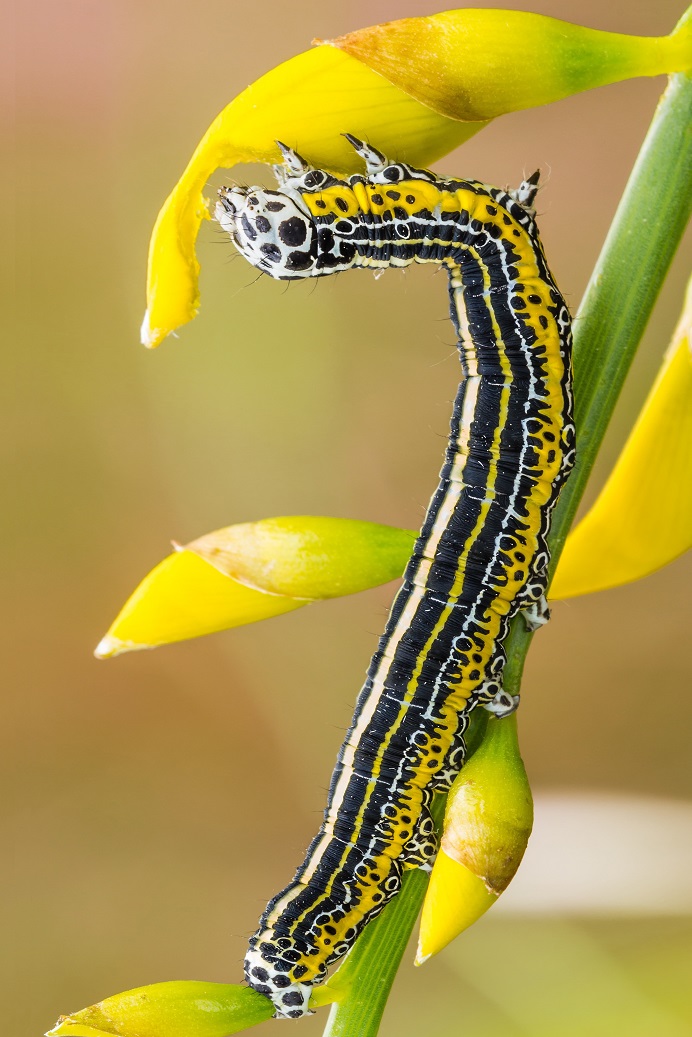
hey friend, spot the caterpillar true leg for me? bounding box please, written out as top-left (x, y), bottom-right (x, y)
top-left (216, 136), bottom-right (574, 1017)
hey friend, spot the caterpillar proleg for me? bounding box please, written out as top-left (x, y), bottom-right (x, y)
top-left (216, 136), bottom-right (575, 1018)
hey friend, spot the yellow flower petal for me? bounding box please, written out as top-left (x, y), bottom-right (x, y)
top-left (326, 9), bottom-right (692, 122)
top-left (143, 45), bottom-right (482, 348)
top-left (416, 851), bottom-right (497, 964)
top-left (417, 715), bottom-right (532, 963)
top-left (96, 517), bottom-right (416, 658)
top-left (552, 275), bottom-right (692, 599)
top-left (94, 548), bottom-right (305, 659)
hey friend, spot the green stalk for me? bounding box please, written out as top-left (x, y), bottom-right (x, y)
top-left (321, 65), bottom-right (692, 1037)
top-left (504, 63), bottom-right (692, 694)
top-left (320, 795), bottom-right (446, 1037)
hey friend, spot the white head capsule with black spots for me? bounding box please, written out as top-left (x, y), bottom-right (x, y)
top-left (215, 185), bottom-right (319, 279)
top-left (215, 142), bottom-right (364, 280)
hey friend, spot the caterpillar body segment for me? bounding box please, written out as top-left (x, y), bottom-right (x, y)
top-left (216, 138), bottom-right (574, 1018)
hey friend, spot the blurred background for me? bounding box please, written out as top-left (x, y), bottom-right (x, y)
top-left (4, 1), bottom-right (692, 1034)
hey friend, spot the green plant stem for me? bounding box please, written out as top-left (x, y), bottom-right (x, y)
top-left (504, 65), bottom-right (692, 695)
top-left (320, 795), bottom-right (446, 1037)
top-left (321, 66), bottom-right (692, 1037)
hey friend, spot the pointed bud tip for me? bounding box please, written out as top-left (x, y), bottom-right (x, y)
top-left (94, 634), bottom-right (135, 659)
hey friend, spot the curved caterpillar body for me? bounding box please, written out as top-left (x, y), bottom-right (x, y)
top-left (216, 136), bottom-right (574, 1018)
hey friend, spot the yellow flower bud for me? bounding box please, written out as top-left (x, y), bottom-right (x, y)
top-left (417, 714), bottom-right (533, 963)
top-left (47, 979), bottom-right (340, 1037)
top-left (553, 272), bottom-right (692, 599)
top-left (326, 9), bottom-right (692, 122)
top-left (46, 981), bottom-right (273, 1037)
top-left (95, 517), bottom-right (414, 658)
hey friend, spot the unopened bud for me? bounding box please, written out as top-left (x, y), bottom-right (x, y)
top-left (417, 714), bottom-right (533, 963)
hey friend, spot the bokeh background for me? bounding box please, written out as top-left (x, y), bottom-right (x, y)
top-left (5, 1), bottom-right (692, 1034)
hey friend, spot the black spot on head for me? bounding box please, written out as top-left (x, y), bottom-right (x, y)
top-left (279, 216), bottom-right (308, 247)
top-left (265, 200), bottom-right (285, 213)
top-left (393, 206), bottom-right (408, 221)
top-left (255, 215), bottom-right (270, 233)
top-left (282, 992), bottom-right (304, 1007)
top-left (406, 194), bottom-right (416, 204)
top-left (528, 294), bottom-right (542, 304)
top-left (260, 243), bottom-right (281, 262)
top-left (486, 204), bottom-right (497, 215)
top-left (286, 250), bottom-right (313, 270)
top-left (386, 190), bottom-right (401, 200)
top-left (514, 570), bottom-right (525, 582)
top-left (539, 314), bottom-right (549, 329)
top-left (468, 669), bottom-right (481, 681)
top-left (335, 196), bottom-right (349, 212)
top-left (240, 214), bottom-right (256, 240)
top-left (513, 229), bottom-right (521, 237)
top-left (315, 199), bottom-right (327, 209)
top-left (503, 213), bottom-right (512, 225)
top-left (511, 296), bottom-right (527, 310)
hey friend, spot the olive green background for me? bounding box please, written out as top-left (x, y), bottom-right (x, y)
top-left (4, 1), bottom-right (692, 1035)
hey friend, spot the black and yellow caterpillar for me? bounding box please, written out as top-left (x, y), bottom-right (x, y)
top-left (216, 135), bottom-right (574, 1018)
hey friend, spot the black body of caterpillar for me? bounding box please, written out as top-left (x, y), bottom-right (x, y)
top-left (215, 136), bottom-right (574, 1018)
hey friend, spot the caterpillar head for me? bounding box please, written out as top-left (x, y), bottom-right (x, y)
top-left (215, 184), bottom-right (318, 279)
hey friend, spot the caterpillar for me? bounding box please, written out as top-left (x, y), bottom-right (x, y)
top-left (216, 135), bottom-right (575, 1018)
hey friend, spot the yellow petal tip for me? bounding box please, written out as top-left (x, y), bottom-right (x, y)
top-left (94, 634), bottom-right (139, 659)
top-left (140, 309), bottom-right (164, 349)
top-left (418, 851), bottom-right (498, 962)
top-left (413, 950), bottom-right (431, 967)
